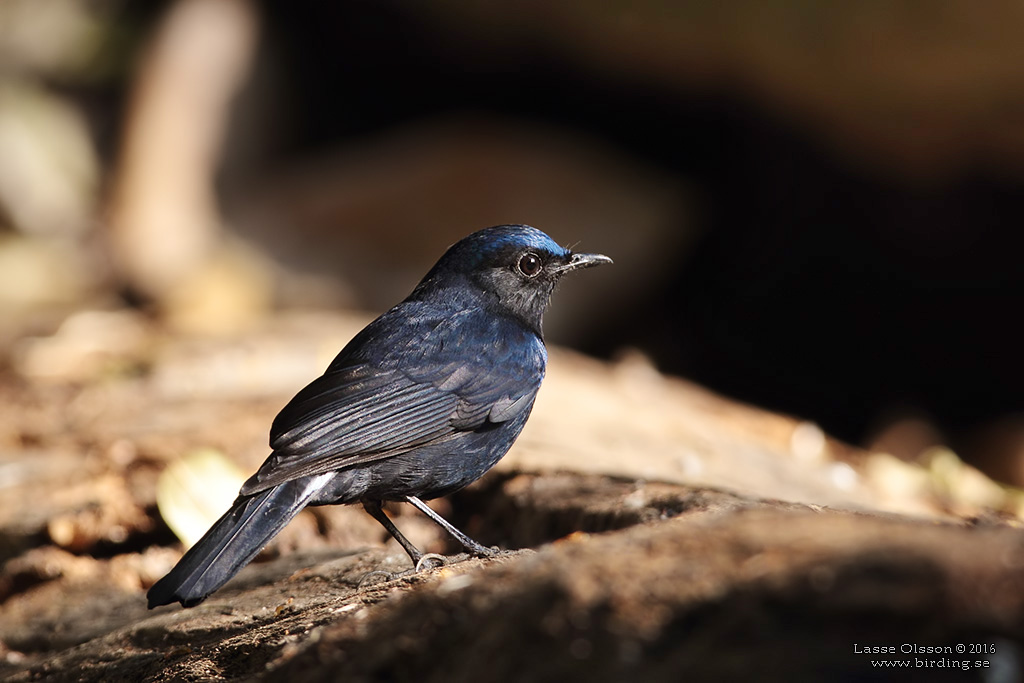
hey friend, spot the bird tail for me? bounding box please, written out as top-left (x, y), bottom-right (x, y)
top-left (147, 473), bottom-right (333, 608)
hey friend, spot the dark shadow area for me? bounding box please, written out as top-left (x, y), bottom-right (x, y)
top-left (242, 2), bottom-right (1024, 467)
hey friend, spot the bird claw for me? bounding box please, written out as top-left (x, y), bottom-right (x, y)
top-left (360, 547), bottom-right (523, 586)
top-left (358, 553), bottom-right (450, 584)
top-left (415, 553), bottom-right (448, 571)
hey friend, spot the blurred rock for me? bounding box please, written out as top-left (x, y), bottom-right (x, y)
top-left (11, 309), bottom-right (152, 382)
top-left (149, 310), bottom-right (368, 400)
top-left (0, 0), bottom-right (111, 78)
top-left (0, 79), bottom-right (98, 237)
top-left (45, 471), bottom-right (154, 553)
top-left (511, 347), bottom-right (878, 510)
top-left (0, 547), bottom-right (168, 655)
top-left (107, 0), bottom-right (259, 307)
top-left (0, 236), bottom-right (97, 313)
top-left (865, 448), bottom-right (1024, 520)
top-left (924, 447), bottom-right (1022, 518)
top-left (161, 239), bottom-right (276, 335)
top-left (866, 411), bottom-right (947, 462)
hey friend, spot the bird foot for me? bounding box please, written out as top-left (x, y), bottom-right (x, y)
top-left (357, 553), bottom-right (454, 586)
top-left (415, 553), bottom-right (448, 571)
top-left (358, 548), bottom-right (530, 586)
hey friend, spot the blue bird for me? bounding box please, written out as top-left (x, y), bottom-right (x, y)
top-left (147, 225), bottom-right (611, 608)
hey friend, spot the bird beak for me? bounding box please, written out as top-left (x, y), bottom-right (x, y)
top-left (559, 252), bottom-right (613, 273)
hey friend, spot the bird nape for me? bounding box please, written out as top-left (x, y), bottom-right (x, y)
top-left (147, 224), bottom-right (611, 609)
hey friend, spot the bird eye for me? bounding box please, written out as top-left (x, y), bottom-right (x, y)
top-left (517, 252), bottom-right (543, 277)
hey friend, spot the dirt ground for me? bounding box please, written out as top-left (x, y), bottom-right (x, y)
top-left (1, 310), bottom-right (1022, 681)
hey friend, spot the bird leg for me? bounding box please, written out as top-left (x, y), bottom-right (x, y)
top-left (362, 497), bottom-right (497, 574)
top-left (362, 500), bottom-right (426, 565)
top-left (405, 495), bottom-right (498, 557)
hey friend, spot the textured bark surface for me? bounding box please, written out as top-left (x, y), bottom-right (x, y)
top-left (1, 314), bottom-right (1021, 681)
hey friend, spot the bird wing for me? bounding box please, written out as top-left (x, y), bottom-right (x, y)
top-left (239, 335), bottom-right (542, 496)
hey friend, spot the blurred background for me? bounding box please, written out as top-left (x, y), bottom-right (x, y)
top-left (4, 0), bottom-right (1024, 487)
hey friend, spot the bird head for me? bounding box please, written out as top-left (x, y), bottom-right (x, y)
top-left (413, 224), bottom-right (612, 334)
